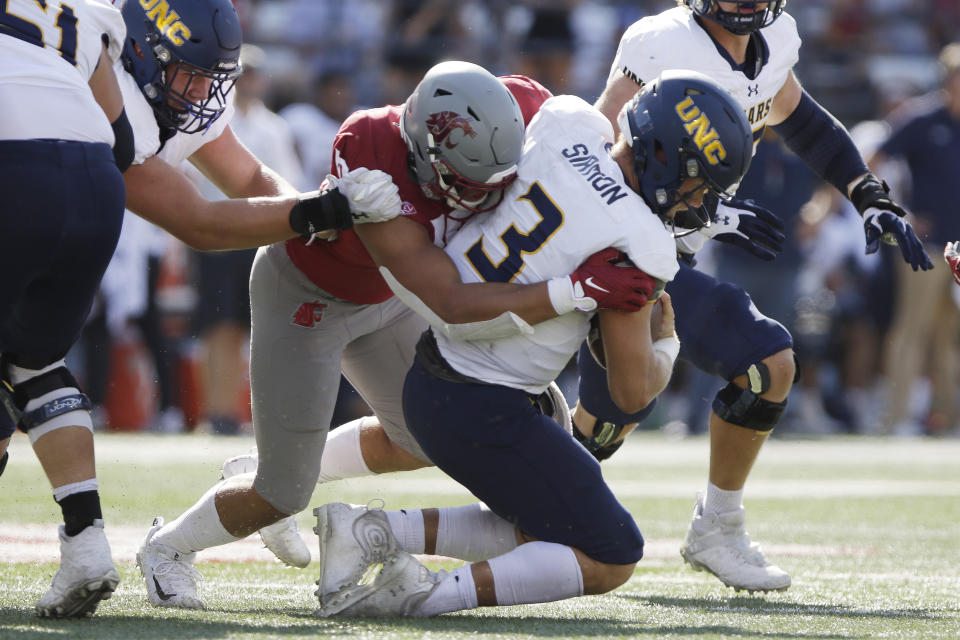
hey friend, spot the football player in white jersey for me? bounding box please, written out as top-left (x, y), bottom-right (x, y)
top-left (579, 0), bottom-right (934, 594)
top-left (0, 0), bottom-right (132, 618)
top-left (310, 70), bottom-right (756, 618)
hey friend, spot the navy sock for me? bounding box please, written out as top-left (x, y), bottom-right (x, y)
top-left (57, 490), bottom-right (102, 537)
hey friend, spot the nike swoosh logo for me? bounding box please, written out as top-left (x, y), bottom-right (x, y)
top-left (153, 576), bottom-right (176, 601)
top-left (584, 277), bottom-right (609, 293)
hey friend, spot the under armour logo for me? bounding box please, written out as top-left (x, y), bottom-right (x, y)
top-left (747, 84), bottom-right (759, 97)
top-left (718, 215), bottom-right (731, 226)
top-left (292, 301), bottom-right (327, 328)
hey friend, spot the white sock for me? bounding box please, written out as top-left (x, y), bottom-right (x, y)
top-left (703, 481), bottom-right (743, 515)
top-left (386, 508), bottom-right (425, 554)
top-left (317, 417), bottom-right (371, 484)
top-left (417, 565), bottom-right (477, 616)
top-left (52, 478), bottom-right (99, 502)
top-left (153, 482), bottom-right (241, 554)
top-left (487, 542), bottom-right (584, 605)
top-left (436, 503), bottom-right (518, 561)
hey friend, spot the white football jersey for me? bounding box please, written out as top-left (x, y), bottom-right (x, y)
top-left (609, 7), bottom-right (801, 145)
top-left (436, 95), bottom-right (678, 394)
top-left (0, 0), bottom-right (124, 143)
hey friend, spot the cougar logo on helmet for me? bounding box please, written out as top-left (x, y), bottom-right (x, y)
top-left (426, 112), bottom-right (477, 150)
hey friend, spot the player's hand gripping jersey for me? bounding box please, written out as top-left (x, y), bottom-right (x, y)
top-left (284, 76), bottom-right (552, 304)
top-left (435, 96), bottom-right (679, 393)
top-left (0, 0), bottom-right (125, 144)
top-left (609, 6), bottom-right (800, 147)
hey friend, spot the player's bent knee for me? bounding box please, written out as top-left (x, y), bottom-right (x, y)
top-left (712, 381), bottom-right (786, 432)
top-left (585, 560), bottom-right (637, 595)
top-left (762, 349), bottom-right (796, 398)
top-left (1, 357), bottom-right (92, 443)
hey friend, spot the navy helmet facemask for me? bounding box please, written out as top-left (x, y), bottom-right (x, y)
top-left (684, 0), bottom-right (788, 36)
top-left (121, 0), bottom-right (243, 134)
top-left (617, 69), bottom-right (754, 236)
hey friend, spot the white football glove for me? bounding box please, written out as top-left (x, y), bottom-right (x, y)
top-left (325, 167), bottom-right (402, 224)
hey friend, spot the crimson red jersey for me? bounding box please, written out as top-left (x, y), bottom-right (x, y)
top-left (284, 75), bottom-right (552, 304)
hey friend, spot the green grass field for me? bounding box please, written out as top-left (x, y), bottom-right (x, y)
top-left (1, 431), bottom-right (958, 639)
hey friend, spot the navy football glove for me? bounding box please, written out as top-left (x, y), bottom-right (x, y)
top-left (701, 199), bottom-right (786, 261)
top-left (850, 175), bottom-right (933, 271)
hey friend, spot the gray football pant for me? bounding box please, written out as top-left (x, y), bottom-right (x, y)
top-left (249, 243), bottom-right (428, 515)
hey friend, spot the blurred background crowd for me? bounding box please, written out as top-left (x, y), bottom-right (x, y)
top-left (69, 0), bottom-right (960, 438)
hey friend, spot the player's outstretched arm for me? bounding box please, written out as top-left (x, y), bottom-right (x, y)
top-left (124, 129), bottom-right (355, 251)
top-left (770, 72), bottom-right (933, 271)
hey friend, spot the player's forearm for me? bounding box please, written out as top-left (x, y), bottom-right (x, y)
top-left (184, 196), bottom-right (301, 251)
top-left (433, 281), bottom-right (558, 326)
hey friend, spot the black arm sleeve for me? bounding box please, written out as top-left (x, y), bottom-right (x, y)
top-left (771, 89), bottom-right (869, 197)
top-left (288, 188), bottom-right (353, 236)
top-left (110, 108), bottom-right (134, 173)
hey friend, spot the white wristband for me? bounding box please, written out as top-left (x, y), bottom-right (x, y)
top-left (547, 276), bottom-right (597, 315)
top-left (652, 335), bottom-right (681, 367)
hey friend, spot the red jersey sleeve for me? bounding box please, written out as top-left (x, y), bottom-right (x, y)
top-left (498, 75), bottom-right (553, 126)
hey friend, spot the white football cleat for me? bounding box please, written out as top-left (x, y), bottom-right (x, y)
top-left (221, 451), bottom-right (311, 568)
top-left (137, 517), bottom-right (204, 609)
top-left (313, 502), bottom-right (399, 605)
top-left (260, 515), bottom-right (312, 568)
top-left (35, 519), bottom-right (120, 618)
top-left (316, 551), bottom-right (440, 618)
top-left (680, 495), bottom-right (791, 593)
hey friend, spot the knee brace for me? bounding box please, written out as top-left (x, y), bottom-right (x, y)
top-left (1, 356), bottom-right (92, 441)
top-left (712, 378), bottom-right (786, 432)
top-left (573, 418), bottom-right (627, 461)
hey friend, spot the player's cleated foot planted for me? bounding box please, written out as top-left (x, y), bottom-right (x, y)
top-left (35, 519), bottom-right (120, 618)
top-left (313, 502), bottom-right (399, 605)
top-left (315, 551), bottom-right (440, 618)
top-left (137, 517), bottom-right (204, 609)
top-left (680, 495), bottom-right (791, 593)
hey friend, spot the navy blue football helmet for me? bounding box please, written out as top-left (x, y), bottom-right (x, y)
top-left (121, 0), bottom-right (242, 134)
top-left (684, 0), bottom-right (787, 35)
top-left (617, 69), bottom-right (753, 230)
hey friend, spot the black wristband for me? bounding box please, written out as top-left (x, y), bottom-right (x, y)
top-left (849, 175), bottom-right (906, 218)
top-left (288, 188), bottom-right (353, 236)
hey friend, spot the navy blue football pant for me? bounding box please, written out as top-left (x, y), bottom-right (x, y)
top-left (404, 356), bottom-right (645, 565)
top-left (578, 259), bottom-right (793, 424)
top-left (0, 140), bottom-right (125, 439)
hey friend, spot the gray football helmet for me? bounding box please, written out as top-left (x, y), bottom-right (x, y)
top-left (399, 61), bottom-right (524, 213)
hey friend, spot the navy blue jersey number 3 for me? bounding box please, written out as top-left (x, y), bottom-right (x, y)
top-left (1, 0), bottom-right (79, 66)
top-left (466, 182), bottom-right (564, 283)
